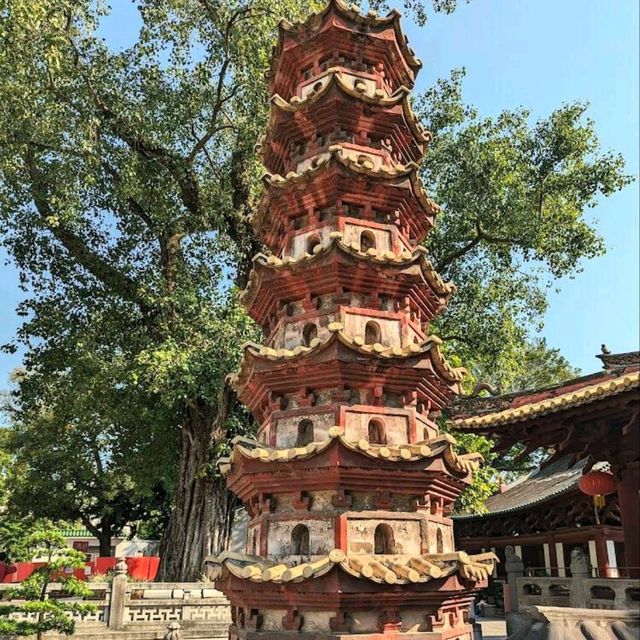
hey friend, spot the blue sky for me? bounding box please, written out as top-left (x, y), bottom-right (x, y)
top-left (0, 0), bottom-right (638, 387)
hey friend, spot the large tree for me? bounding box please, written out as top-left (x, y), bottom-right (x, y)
top-left (0, 1), bottom-right (632, 579)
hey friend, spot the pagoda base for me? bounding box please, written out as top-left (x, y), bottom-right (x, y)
top-left (229, 627), bottom-right (474, 640)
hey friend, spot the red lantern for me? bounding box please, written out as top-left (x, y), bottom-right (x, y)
top-left (579, 469), bottom-right (616, 508)
top-left (578, 470), bottom-right (617, 496)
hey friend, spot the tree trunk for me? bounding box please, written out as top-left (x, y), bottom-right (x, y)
top-left (157, 395), bottom-right (237, 581)
top-left (98, 530), bottom-right (112, 558)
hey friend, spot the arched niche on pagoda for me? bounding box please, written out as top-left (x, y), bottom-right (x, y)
top-left (266, 403), bottom-right (438, 449)
top-left (283, 220), bottom-right (409, 262)
top-left (267, 305), bottom-right (424, 353)
top-left (266, 517), bottom-right (334, 557)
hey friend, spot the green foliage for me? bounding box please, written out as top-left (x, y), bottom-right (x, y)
top-left (0, 527), bottom-right (96, 638)
top-left (418, 69), bottom-right (633, 375)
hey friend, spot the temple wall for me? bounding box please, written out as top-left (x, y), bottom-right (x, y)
top-left (351, 612), bottom-right (379, 633)
top-left (426, 521), bottom-right (455, 554)
top-left (261, 610), bottom-right (287, 633)
top-left (342, 222), bottom-right (392, 253)
top-left (287, 226), bottom-right (333, 259)
top-left (342, 311), bottom-right (401, 346)
top-left (279, 313), bottom-right (337, 349)
top-left (300, 611), bottom-right (332, 633)
top-left (416, 412), bottom-right (439, 440)
top-left (347, 518), bottom-right (422, 555)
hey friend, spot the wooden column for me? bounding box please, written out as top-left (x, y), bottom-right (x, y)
top-left (593, 531), bottom-right (611, 577)
top-left (617, 461), bottom-right (640, 578)
top-left (548, 540), bottom-right (558, 577)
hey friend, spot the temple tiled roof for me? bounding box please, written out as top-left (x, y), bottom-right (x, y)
top-left (58, 529), bottom-right (94, 538)
top-left (450, 370), bottom-right (639, 431)
top-left (208, 549), bottom-right (497, 585)
top-left (219, 429), bottom-right (482, 478)
top-left (454, 456), bottom-right (590, 519)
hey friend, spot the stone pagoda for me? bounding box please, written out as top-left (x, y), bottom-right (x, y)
top-left (211, 1), bottom-right (497, 637)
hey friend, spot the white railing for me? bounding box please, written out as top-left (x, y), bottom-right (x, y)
top-left (516, 576), bottom-right (640, 610)
top-left (0, 577), bottom-right (231, 637)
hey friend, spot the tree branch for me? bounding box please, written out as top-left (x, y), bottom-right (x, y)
top-left (24, 146), bottom-right (150, 312)
top-left (435, 219), bottom-right (518, 272)
top-left (187, 5), bottom-right (246, 162)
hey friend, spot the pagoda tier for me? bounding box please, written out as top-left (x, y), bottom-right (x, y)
top-left (261, 71), bottom-right (430, 175)
top-left (220, 432), bottom-right (481, 506)
top-left (241, 240), bottom-right (454, 330)
top-left (253, 146), bottom-right (440, 252)
top-left (267, 0), bottom-right (422, 99)
top-left (232, 332), bottom-right (465, 424)
top-left (213, 553), bottom-right (494, 635)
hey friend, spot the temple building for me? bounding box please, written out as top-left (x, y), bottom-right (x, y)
top-left (450, 350), bottom-right (639, 580)
top-left (209, 1), bottom-right (497, 637)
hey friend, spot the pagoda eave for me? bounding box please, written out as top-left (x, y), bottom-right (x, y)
top-left (228, 466), bottom-right (468, 507)
top-left (221, 435), bottom-right (478, 502)
top-left (261, 76), bottom-right (429, 174)
top-left (233, 335), bottom-right (463, 419)
top-left (242, 241), bottom-right (453, 327)
top-left (217, 577), bottom-right (479, 619)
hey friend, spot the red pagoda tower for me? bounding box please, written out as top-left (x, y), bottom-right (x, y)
top-left (211, 1), bottom-right (497, 637)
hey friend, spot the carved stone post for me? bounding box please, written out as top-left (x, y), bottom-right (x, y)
top-left (504, 545), bottom-right (524, 613)
top-left (164, 622), bottom-right (183, 640)
top-left (108, 558), bottom-right (128, 630)
top-left (569, 548), bottom-right (591, 608)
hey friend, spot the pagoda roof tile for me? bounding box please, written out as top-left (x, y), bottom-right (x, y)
top-left (261, 145), bottom-right (436, 193)
top-left (219, 429), bottom-right (482, 479)
top-left (233, 328), bottom-right (465, 385)
top-left (240, 232), bottom-right (454, 312)
top-left (268, 0), bottom-right (422, 85)
top-left (261, 70), bottom-right (431, 167)
top-left (208, 548), bottom-right (497, 586)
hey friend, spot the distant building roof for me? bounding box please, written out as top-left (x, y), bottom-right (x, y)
top-left (58, 529), bottom-right (94, 538)
top-left (455, 456), bottom-right (589, 520)
top-left (449, 350), bottom-right (639, 431)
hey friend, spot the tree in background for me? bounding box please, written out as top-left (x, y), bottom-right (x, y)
top-left (4, 363), bottom-right (174, 557)
top-left (0, 1), bottom-right (632, 579)
top-left (0, 527), bottom-right (95, 640)
top-left (419, 69), bottom-right (630, 377)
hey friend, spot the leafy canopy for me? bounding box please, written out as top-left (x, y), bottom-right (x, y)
top-left (419, 70), bottom-right (632, 377)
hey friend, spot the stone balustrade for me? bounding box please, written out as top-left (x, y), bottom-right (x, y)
top-left (0, 579), bottom-right (230, 638)
top-left (516, 576), bottom-right (640, 610)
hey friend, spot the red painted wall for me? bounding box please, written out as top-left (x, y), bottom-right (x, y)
top-left (1, 557), bottom-right (160, 583)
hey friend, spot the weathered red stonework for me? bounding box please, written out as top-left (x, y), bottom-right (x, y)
top-left (211, 1), bottom-right (497, 636)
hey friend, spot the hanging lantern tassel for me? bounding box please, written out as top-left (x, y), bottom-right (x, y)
top-left (594, 494), bottom-right (606, 508)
